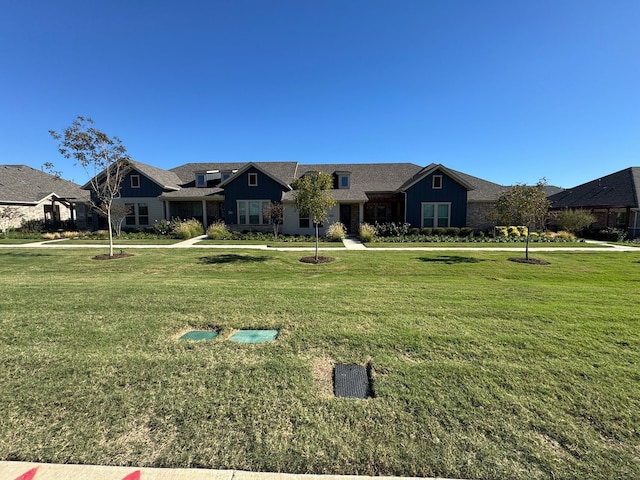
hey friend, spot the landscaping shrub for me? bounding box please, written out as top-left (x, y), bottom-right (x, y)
top-left (359, 223), bottom-right (376, 243)
top-left (445, 227), bottom-right (460, 236)
top-left (325, 222), bottom-right (346, 241)
top-left (20, 219), bottom-right (44, 233)
top-left (173, 219), bottom-right (204, 239)
top-left (375, 222), bottom-right (410, 237)
top-left (459, 227), bottom-right (473, 237)
top-left (432, 227), bottom-right (446, 236)
top-left (420, 227), bottom-right (432, 235)
top-left (206, 221), bottom-right (232, 240)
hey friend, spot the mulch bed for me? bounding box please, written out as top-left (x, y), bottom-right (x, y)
top-left (92, 253), bottom-right (134, 260)
top-left (508, 257), bottom-right (550, 265)
top-left (299, 256), bottom-right (335, 264)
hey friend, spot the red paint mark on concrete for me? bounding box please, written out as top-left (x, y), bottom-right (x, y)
top-left (121, 470), bottom-right (141, 480)
top-left (14, 468), bottom-right (38, 480)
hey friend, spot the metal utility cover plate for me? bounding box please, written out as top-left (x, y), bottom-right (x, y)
top-left (180, 330), bottom-right (219, 341)
top-left (229, 329), bottom-right (278, 343)
top-left (334, 364), bottom-right (372, 399)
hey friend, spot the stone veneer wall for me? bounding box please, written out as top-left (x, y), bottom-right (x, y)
top-left (466, 201), bottom-right (497, 231)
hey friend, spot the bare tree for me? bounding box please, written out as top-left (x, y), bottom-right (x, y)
top-left (50, 116), bottom-right (131, 257)
top-left (0, 206), bottom-right (24, 237)
top-left (264, 201), bottom-right (284, 238)
top-left (100, 203), bottom-right (132, 237)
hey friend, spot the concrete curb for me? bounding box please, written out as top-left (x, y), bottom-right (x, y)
top-left (0, 462), bottom-right (459, 480)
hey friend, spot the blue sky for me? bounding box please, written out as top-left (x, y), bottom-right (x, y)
top-left (1, 0), bottom-right (639, 188)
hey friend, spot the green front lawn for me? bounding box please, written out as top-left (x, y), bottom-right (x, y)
top-left (0, 248), bottom-right (638, 479)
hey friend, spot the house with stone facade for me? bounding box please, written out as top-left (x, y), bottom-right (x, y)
top-left (0, 164), bottom-right (89, 230)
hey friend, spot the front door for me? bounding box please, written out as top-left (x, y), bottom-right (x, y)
top-left (340, 204), bottom-right (351, 233)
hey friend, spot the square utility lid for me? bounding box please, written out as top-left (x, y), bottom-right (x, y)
top-left (229, 330), bottom-right (278, 343)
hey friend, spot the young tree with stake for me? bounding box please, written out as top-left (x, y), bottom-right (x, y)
top-left (495, 179), bottom-right (551, 261)
top-left (292, 171), bottom-right (336, 262)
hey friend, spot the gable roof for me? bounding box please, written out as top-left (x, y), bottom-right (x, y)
top-left (398, 163), bottom-right (476, 192)
top-left (548, 167), bottom-right (640, 209)
top-left (0, 164), bottom-right (88, 204)
top-left (82, 159), bottom-right (182, 191)
top-left (127, 160), bottom-right (182, 190)
top-left (218, 162), bottom-right (298, 189)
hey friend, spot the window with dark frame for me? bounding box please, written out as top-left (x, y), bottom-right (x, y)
top-left (248, 173), bottom-right (258, 186)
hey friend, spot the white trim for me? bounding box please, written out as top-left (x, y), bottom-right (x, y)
top-left (248, 172), bottom-right (258, 187)
top-left (432, 175), bottom-right (443, 189)
top-left (421, 202), bottom-right (451, 228)
top-left (130, 175), bottom-right (140, 188)
top-left (237, 199), bottom-right (270, 225)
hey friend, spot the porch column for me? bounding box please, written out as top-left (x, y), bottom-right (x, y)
top-left (359, 203), bottom-right (364, 223)
top-left (202, 200), bottom-right (208, 229)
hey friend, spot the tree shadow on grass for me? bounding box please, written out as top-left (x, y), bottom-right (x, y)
top-left (0, 252), bottom-right (54, 257)
top-left (418, 255), bottom-right (483, 264)
top-left (198, 254), bottom-right (269, 264)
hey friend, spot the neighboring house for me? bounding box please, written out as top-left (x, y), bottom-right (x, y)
top-left (84, 159), bottom-right (516, 235)
top-left (548, 167), bottom-right (640, 238)
top-left (0, 164), bottom-right (89, 229)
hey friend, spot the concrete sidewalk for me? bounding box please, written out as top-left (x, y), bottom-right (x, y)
top-left (0, 236), bottom-right (637, 252)
top-left (0, 462), bottom-right (456, 480)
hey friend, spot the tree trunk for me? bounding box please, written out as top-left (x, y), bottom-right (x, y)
top-left (107, 205), bottom-right (114, 257)
top-left (315, 222), bottom-right (319, 262)
top-left (525, 232), bottom-right (530, 261)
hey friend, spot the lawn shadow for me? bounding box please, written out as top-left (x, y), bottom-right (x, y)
top-left (418, 255), bottom-right (482, 264)
top-left (199, 254), bottom-right (269, 264)
top-left (0, 251), bottom-right (54, 257)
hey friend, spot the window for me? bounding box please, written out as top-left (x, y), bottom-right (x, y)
top-left (125, 203), bottom-right (149, 226)
top-left (130, 175), bottom-right (140, 188)
top-left (125, 203), bottom-right (135, 225)
top-left (432, 175), bottom-right (442, 189)
top-left (299, 217), bottom-right (310, 228)
top-left (248, 173), bottom-right (258, 186)
top-left (422, 202), bottom-right (450, 228)
top-left (237, 200), bottom-right (270, 225)
top-left (339, 175), bottom-right (350, 189)
top-left (138, 203), bottom-right (149, 225)
top-left (196, 173), bottom-right (206, 187)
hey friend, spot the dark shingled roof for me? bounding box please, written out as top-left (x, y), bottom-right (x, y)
top-left (548, 167), bottom-right (640, 209)
top-left (448, 168), bottom-right (511, 202)
top-left (170, 162), bottom-right (249, 185)
top-left (128, 160), bottom-right (182, 190)
top-left (299, 163), bottom-right (423, 192)
top-left (0, 164), bottom-right (88, 203)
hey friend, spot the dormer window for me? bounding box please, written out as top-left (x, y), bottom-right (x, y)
top-left (432, 175), bottom-right (443, 189)
top-left (248, 172), bottom-right (258, 186)
top-left (196, 173), bottom-right (206, 188)
top-left (130, 175), bottom-right (140, 188)
top-left (339, 174), bottom-right (350, 189)
top-left (337, 171), bottom-right (351, 189)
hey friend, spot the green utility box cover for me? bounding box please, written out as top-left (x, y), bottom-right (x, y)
top-left (229, 330), bottom-right (278, 343)
top-left (180, 330), bottom-right (219, 341)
